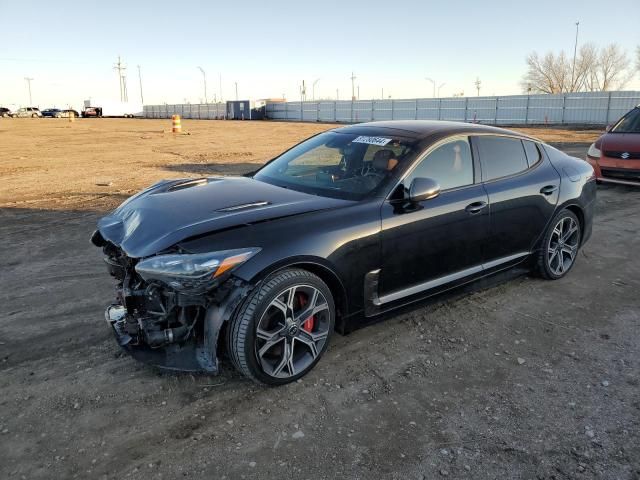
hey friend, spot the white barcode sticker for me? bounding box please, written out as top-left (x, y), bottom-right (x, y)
top-left (352, 135), bottom-right (392, 146)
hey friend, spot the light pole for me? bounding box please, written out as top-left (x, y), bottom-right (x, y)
top-left (197, 66), bottom-right (207, 103)
top-left (425, 77), bottom-right (435, 98)
top-left (571, 21), bottom-right (580, 91)
top-left (312, 78), bottom-right (320, 101)
top-left (137, 65), bottom-right (144, 104)
top-left (234, 82), bottom-right (238, 101)
top-left (438, 83), bottom-right (446, 98)
top-left (24, 77), bottom-right (34, 105)
top-left (350, 72), bottom-right (357, 101)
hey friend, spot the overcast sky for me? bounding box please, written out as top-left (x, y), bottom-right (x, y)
top-left (1, 0), bottom-right (639, 109)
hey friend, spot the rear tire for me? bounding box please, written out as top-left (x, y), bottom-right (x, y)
top-left (227, 268), bottom-right (335, 385)
top-left (535, 209), bottom-right (581, 280)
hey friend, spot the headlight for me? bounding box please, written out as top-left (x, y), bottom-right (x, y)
top-left (587, 143), bottom-right (601, 159)
top-left (135, 247), bottom-right (260, 291)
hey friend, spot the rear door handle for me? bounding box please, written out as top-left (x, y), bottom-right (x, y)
top-left (540, 185), bottom-right (559, 195)
top-left (465, 201), bottom-right (488, 214)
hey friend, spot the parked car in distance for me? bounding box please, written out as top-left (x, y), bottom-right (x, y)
top-left (42, 108), bottom-right (64, 118)
top-left (586, 105), bottom-right (640, 186)
top-left (64, 109), bottom-right (80, 118)
top-left (0, 107), bottom-right (11, 117)
top-left (82, 107), bottom-right (102, 118)
top-left (93, 121), bottom-right (596, 385)
top-left (12, 107), bottom-right (42, 118)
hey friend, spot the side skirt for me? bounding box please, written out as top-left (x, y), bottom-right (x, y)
top-left (364, 252), bottom-right (530, 317)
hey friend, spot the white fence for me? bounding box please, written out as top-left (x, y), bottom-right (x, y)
top-left (264, 91), bottom-right (640, 126)
top-left (142, 91), bottom-right (640, 125)
top-left (144, 103), bottom-right (227, 119)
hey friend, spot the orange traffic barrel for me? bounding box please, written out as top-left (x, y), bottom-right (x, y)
top-left (172, 114), bottom-right (182, 133)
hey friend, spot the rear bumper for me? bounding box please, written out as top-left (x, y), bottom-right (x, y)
top-left (581, 193), bottom-right (595, 247)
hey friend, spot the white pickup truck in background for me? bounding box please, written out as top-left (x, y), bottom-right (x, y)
top-left (82, 99), bottom-right (143, 118)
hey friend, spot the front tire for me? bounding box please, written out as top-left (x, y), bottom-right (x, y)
top-left (535, 209), bottom-right (581, 280)
top-left (227, 268), bottom-right (335, 385)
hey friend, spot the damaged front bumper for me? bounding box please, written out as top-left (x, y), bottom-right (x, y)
top-left (105, 303), bottom-right (222, 373)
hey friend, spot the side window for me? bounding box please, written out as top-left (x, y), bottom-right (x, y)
top-left (522, 140), bottom-right (541, 167)
top-left (406, 137), bottom-right (474, 191)
top-left (475, 136), bottom-right (529, 181)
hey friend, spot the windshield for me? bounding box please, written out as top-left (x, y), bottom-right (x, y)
top-left (611, 108), bottom-right (640, 134)
top-left (254, 131), bottom-right (417, 200)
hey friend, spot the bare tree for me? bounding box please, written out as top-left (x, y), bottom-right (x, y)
top-left (522, 43), bottom-right (630, 93)
top-left (586, 44), bottom-right (631, 91)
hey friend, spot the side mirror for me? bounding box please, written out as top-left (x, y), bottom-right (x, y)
top-left (409, 177), bottom-right (441, 202)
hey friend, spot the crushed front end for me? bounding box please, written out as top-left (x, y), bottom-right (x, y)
top-left (92, 230), bottom-right (254, 374)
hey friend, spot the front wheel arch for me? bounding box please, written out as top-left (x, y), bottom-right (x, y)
top-left (244, 259), bottom-right (348, 328)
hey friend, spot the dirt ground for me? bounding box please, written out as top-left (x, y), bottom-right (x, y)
top-left (1, 118), bottom-right (639, 479)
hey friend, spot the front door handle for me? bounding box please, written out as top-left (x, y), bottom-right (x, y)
top-left (465, 201), bottom-right (488, 214)
top-left (540, 185), bottom-right (559, 195)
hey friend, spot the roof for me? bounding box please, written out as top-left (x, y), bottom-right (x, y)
top-left (333, 120), bottom-right (528, 141)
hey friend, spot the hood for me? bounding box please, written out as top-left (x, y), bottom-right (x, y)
top-left (599, 132), bottom-right (640, 153)
top-left (97, 176), bottom-right (351, 258)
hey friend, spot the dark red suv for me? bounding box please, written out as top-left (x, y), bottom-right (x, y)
top-left (586, 106), bottom-right (640, 185)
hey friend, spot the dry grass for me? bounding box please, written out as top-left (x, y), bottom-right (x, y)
top-left (0, 118), bottom-right (602, 211)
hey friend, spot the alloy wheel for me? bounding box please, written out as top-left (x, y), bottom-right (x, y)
top-left (255, 284), bottom-right (330, 379)
top-left (547, 216), bottom-right (580, 276)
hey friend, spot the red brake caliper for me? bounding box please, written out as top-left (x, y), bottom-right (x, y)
top-left (297, 293), bottom-right (315, 333)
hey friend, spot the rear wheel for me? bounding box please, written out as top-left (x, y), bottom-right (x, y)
top-left (227, 268), bottom-right (334, 385)
top-left (535, 209), bottom-right (581, 280)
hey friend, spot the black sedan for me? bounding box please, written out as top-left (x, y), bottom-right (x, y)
top-left (92, 121), bottom-right (596, 385)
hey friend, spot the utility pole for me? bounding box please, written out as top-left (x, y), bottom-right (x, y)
top-left (350, 72), bottom-right (357, 101)
top-left (571, 21), bottom-right (580, 92)
top-left (234, 81), bottom-right (238, 101)
top-left (357, 85), bottom-right (360, 100)
top-left (312, 78), bottom-right (320, 101)
top-left (336, 88), bottom-right (339, 100)
top-left (425, 77), bottom-right (435, 98)
top-left (381, 88), bottom-right (384, 99)
top-left (113, 56), bottom-right (127, 102)
top-left (474, 77), bottom-right (482, 96)
top-left (197, 66), bottom-right (207, 103)
top-left (24, 77), bottom-right (34, 105)
top-left (137, 65), bottom-right (144, 104)
top-left (219, 73), bottom-right (223, 103)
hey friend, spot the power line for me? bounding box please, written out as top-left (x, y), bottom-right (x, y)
top-left (113, 56), bottom-right (127, 102)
